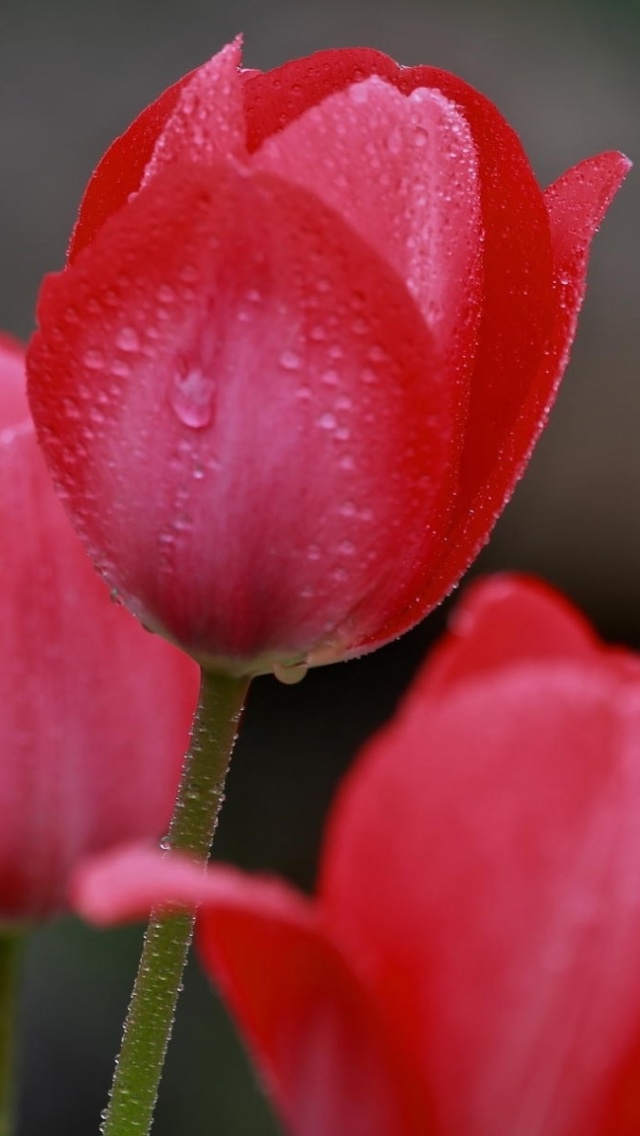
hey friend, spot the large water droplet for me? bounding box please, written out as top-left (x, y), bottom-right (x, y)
top-left (273, 659), bottom-right (309, 685)
top-left (170, 367), bottom-right (216, 428)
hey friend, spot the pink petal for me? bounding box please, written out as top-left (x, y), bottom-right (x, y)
top-left (140, 39), bottom-right (247, 186)
top-left (70, 843), bottom-right (212, 924)
top-left (423, 573), bottom-right (599, 695)
top-left (253, 75), bottom-right (482, 361)
top-left (75, 846), bottom-right (429, 1134)
top-left (242, 48), bottom-right (398, 151)
top-left (29, 159), bottom-right (456, 668)
top-left (344, 64), bottom-right (557, 651)
top-left (0, 339), bottom-right (199, 919)
top-left (321, 586), bottom-right (640, 1135)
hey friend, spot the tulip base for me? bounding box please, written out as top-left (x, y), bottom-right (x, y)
top-left (100, 668), bottom-right (250, 1136)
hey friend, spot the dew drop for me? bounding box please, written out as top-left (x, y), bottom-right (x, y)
top-left (273, 659), bottom-right (309, 685)
top-left (317, 412), bottom-right (337, 430)
top-left (339, 501), bottom-right (356, 517)
top-left (307, 544), bottom-right (322, 561)
top-left (349, 82), bottom-right (370, 104)
top-left (280, 350), bottom-right (301, 370)
top-left (338, 540), bottom-right (356, 555)
top-left (368, 344), bottom-right (387, 363)
top-left (321, 370), bottom-right (340, 387)
top-left (170, 367), bottom-right (216, 429)
top-left (83, 349), bottom-right (105, 370)
top-left (116, 327), bottom-right (140, 352)
top-left (157, 284), bottom-right (176, 303)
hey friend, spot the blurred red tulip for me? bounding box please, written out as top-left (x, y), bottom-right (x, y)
top-left (27, 41), bottom-right (629, 675)
top-left (76, 577), bottom-right (640, 1134)
top-left (0, 335), bottom-right (199, 920)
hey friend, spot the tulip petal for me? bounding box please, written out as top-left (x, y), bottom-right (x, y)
top-left (253, 75), bottom-right (482, 361)
top-left (543, 151), bottom-right (632, 375)
top-left (385, 146), bottom-right (631, 642)
top-left (29, 160), bottom-right (457, 668)
top-left (243, 48), bottom-right (398, 151)
top-left (423, 574), bottom-right (598, 694)
top-left (68, 74), bottom-right (192, 263)
top-left (330, 63), bottom-right (559, 653)
top-left (0, 341), bottom-right (199, 919)
top-left (198, 871), bottom-right (431, 1136)
top-left (321, 593), bottom-right (640, 1135)
top-left (140, 39), bottom-right (247, 186)
top-left (74, 845), bottom-right (430, 1135)
top-left (70, 843), bottom-right (211, 924)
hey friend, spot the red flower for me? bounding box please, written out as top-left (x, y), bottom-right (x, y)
top-left (0, 335), bottom-right (198, 920)
top-left (27, 41), bottom-right (629, 675)
top-left (76, 577), bottom-right (640, 1134)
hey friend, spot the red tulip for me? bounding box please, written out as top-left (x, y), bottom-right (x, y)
top-left (27, 41), bottom-right (629, 675)
top-left (0, 334), bottom-right (199, 920)
top-left (76, 576), bottom-right (640, 1134)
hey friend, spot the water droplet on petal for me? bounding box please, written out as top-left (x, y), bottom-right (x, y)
top-left (338, 540), bottom-right (356, 555)
top-left (115, 327), bottom-right (141, 352)
top-left (317, 412), bottom-right (337, 430)
top-left (349, 82), bottom-right (370, 104)
top-left (83, 349), bottom-right (105, 370)
top-left (170, 367), bottom-right (216, 429)
top-left (273, 660), bottom-right (309, 685)
top-left (280, 350), bottom-right (301, 370)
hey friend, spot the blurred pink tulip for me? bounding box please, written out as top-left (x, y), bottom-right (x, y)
top-left (0, 334), bottom-right (199, 920)
top-left (77, 576), bottom-right (640, 1134)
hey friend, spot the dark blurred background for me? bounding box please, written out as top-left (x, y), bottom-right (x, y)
top-left (1, 0), bottom-right (637, 1131)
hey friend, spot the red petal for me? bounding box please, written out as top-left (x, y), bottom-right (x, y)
top-left (197, 869), bottom-right (430, 1136)
top-left (69, 39), bottom-right (248, 261)
top-left (29, 160), bottom-right (455, 668)
top-left (543, 151), bottom-right (632, 375)
top-left (75, 844), bottom-right (429, 1134)
top-left (0, 340), bottom-right (199, 919)
top-left (423, 573), bottom-right (598, 694)
top-left (68, 74), bottom-right (192, 262)
top-left (138, 39), bottom-right (247, 185)
top-left (387, 149), bottom-right (631, 643)
top-left (321, 608), bottom-right (640, 1134)
top-left (243, 48), bottom-right (398, 150)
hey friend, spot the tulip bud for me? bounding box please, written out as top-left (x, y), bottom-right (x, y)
top-left (27, 41), bottom-right (630, 676)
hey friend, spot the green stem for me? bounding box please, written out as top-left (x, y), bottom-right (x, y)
top-left (0, 934), bottom-right (22, 1136)
top-left (101, 668), bottom-right (250, 1136)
